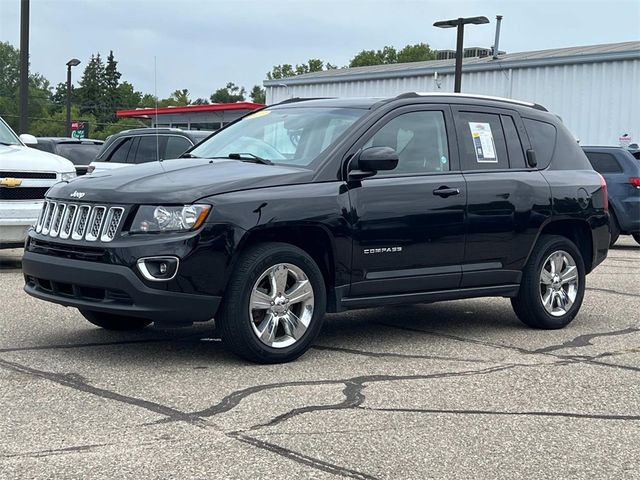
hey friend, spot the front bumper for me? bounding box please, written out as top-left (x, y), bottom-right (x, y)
top-left (0, 200), bottom-right (42, 246)
top-left (22, 251), bottom-right (220, 324)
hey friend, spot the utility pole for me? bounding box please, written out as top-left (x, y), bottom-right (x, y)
top-left (18, 0), bottom-right (30, 133)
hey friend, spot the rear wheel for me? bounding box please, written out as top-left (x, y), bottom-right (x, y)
top-left (609, 210), bottom-right (620, 247)
top-left (511, 235), bottom-right (585, 329)
top-left (217, 242), bottom-right (326, 363)
top-left (79, 310), bottom-right (152, 331)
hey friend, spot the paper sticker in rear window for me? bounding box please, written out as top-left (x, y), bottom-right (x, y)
top-left (469, 122), bottom-right (497, 163)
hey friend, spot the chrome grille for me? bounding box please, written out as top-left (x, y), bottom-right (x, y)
top-left (36, 201), bottom-right (124, 243)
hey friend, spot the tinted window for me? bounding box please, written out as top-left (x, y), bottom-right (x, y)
top-left (164, 137), bottom-right (192, 159)
top-left (585, 152), bottom-right (623, 173)
top-left (32, 141), bottom-right (55, 154)
top-left (523, 118), bottom-right (556, 169)
top-left (364, 110), bottom-right (449, 175)
top-left (501, 115), bottom-right (526, 168)
top-left (108, 137), bottom-right (134, 163)
top-left (134, 136), bottom-right (163, 164)
top-left (56, 144), bottom-right (102, 165)
top-left (456, 112), bottom-right (508, 170)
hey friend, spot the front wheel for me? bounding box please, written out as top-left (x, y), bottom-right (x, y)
top-left (217, 242), bottom-right (327, 363)
top-left (511, 235), bottom-right (585, 329)
top-left (79, 310), bottom-right (152, 331)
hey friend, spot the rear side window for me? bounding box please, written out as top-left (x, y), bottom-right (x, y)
top-left (501, 115), bottom-right (526, 169)
top-left (523, 118), bottom-right (556, 169)
top-left (585, 152), bottom-right (623, 173)
top-left (165, 136), bottom-right (192, 159)
top-left (456, 112), bottom-right (508, 170)
top-left (108, 137), bottom-right (134, 163)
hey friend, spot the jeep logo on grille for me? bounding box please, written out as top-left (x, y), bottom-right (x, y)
top-left (70, 190), bottom-right (86, 199)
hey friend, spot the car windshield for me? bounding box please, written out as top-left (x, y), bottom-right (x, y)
top-left (0, 117), bottom-right (22, 146)
top-left (190, 107), bottom-right (366, 166)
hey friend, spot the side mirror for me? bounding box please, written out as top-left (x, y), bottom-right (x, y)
top-left (20, 134), bottom-right (38, 146)
top-left (349, 146), bottom-right (398, 180)
top-left (526, 149), bottom-right (537, 168)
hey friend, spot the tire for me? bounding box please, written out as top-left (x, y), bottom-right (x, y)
top-left (609, 210), bottom-right (620, 247)
top-left (633, 233), bottom-right (640, 245)
top-left (217, 242), bottom-right (327, 364)
top-left (79, 310), bottom-right (152, 331)
top-left (511, 235), bottom-right (585, 329)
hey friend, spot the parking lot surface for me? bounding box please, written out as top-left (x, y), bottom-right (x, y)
top-left (1, 239), bottom-right (639, 479)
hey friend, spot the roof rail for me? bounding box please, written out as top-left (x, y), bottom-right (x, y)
top-left (395, 92), bottom-right (548, 111)
top-left (274, 97), bottom-right (333, 105)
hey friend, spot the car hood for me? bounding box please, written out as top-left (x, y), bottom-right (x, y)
top-left (0, 144), bottom-right (75, 173)
top-left (46, 158), bottom-right (315, 204)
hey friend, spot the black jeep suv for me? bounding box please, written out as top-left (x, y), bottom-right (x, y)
top-left (23, 93), bottom-right (609, 363)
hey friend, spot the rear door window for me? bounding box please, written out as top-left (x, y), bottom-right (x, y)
top-left (134, 136), bottom-right (165, 164)
top-left (164, 136), bottom-right (192, 159)
top-left (501, 115), bottom-right (527, 169)
top-left (455, 112), bottom-right (509, 170)
top-left (585, 152), bottom-right (624, 173)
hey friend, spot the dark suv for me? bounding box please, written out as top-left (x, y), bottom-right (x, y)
top-left (582, 146), bottom-right (640, 245)
top-left (31, 137), bottom-right (104, 175)
top-left (88, 128), bottom-right (213, 173)
top-left (23, 93), bottom-right (609, 363)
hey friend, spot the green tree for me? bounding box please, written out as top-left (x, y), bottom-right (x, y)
top-left (267, 64), bottom-right (295, 80)
top-left (397, 43), bottom-right (436, 63)
top-left (116, 81), bottom-right (142, 109)
top-left (349, 46), bottom-right (397, 67)
top-left (267, 59), bottom-right (330, 80)
top-left (210, 82), bottom-right (246, 103)
top-left (102, 50), bottom-right (122, 122)
top-left (250, 85), bottom-right (266, 104)
top-left (75, 53), bottom-right (106, 120)
top-left (192, 97), bottom-right (209, 105)
top-left (169, 88), bottom-right (190, 106)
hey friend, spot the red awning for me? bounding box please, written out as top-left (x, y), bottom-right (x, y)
top-left (116, 102), bottom-right (264, 118)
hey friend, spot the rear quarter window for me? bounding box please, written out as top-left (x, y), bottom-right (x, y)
top-left (523, 118), bottom-right (556, 169)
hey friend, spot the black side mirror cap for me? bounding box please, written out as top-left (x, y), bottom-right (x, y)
top-left (526, 149), bottom-right (537, 168)
top-left (348, 147), bottom-right (399, 180)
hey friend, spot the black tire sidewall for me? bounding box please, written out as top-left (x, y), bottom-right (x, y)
top-left (220, 244), bottom-right (327, 363)
top-left (520, 236), bottom-right (586, 329)
top-left (609, 210), bottom-right (620, 246)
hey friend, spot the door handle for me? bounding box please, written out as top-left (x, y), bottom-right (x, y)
top-left (433, 186), bottom-right (460, 198)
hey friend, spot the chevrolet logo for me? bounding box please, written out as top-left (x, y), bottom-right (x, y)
top-left (0, 178), bottom-right (22, 188)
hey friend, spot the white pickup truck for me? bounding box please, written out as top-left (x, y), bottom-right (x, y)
top-left (0, 116), bottom-right (76, 248)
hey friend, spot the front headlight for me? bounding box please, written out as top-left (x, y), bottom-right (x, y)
top-left (130, 204), bottom-right (211, 233)
top-left (60, 172), bottom-right (76, 182)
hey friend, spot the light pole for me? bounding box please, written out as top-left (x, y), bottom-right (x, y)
top-left (434, 16), bottom-right (489, 93)
top-left (65, 58), bottom-right (81, 137)
top-left (18, 0), bottom-right (30, 133)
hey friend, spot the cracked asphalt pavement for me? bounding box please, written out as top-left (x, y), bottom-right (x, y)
top-left (1, 239), bottom-right (639, 479)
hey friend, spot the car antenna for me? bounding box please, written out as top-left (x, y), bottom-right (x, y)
top-left (154, 55), bottom-right (161, 163)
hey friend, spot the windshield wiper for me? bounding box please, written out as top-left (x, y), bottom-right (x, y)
top-left (0, 141), bottom-right (17, 146)
top-left (227, 153), bottom-right (273, 165)
top-left (180, 152), bottom-right (200, 158)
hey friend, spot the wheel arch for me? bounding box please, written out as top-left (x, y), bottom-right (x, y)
top-left (231, 223), bottom-right (338, 294)
top-left (529, 219), bottom-right (595, 273)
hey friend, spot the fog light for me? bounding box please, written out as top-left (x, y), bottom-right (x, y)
top-left (136, 256), bottom-right (179, 281)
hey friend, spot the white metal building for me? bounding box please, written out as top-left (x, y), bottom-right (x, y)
top-left (264, 41), bottom-right (640, 146)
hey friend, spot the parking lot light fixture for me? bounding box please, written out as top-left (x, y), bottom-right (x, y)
top-left (434, 16), bottom-right (489, 93)
top-left (66, 58), bottom-right (81, 137)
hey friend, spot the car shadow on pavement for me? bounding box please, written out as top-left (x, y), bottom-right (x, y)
top-left (9, 301), bottom-right (526, 366)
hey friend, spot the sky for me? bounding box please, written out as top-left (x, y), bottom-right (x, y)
top-left (1, 0), bottom-right (639, 100)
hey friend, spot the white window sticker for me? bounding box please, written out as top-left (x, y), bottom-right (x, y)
top-left (468, 122), bottom-right (497, 163)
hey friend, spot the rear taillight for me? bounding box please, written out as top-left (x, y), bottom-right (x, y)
top-left (629, 177), bottom-right (640, 188)
top-left (598, 174), bottom-right (608, 211)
